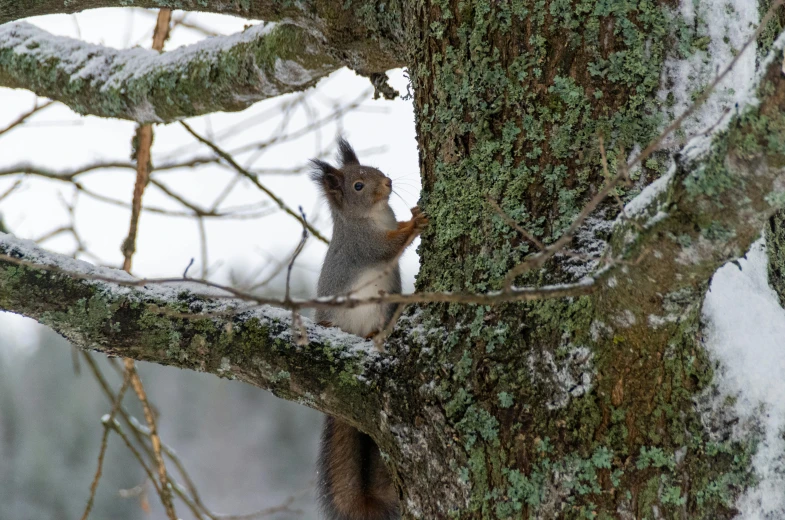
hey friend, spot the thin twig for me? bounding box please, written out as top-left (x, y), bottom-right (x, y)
top-left (0, 179), bottom-right (22, 203)
top-left (183, 258), bottom-right (195, 278)
top-left (77, 181), bottom-right (275, 219)
top-left (197, 216), bottom-right (209, 278)
top-left (81, 353), bottom-right (210, 520)
top-left (0, 249), bottom-right (600, 311)
top-left (180, 121), bottom-right (329, 244)
top-left (286, 206), bottom-right (309, 302)
top-left (288, 206), bottom-right (310, 345)
top-left (486, 197), bottom-right (544, 250)
top-left (214, 494), bottom-right (303, 519)
top-left (107, 418), bottom-right (164, 496)
top-left (80, 370), bottom-right (132, 520)
top-left (124, 359), bottom-right (178, 519)
top-left (34, 225), bottom-right (74, 244)
top-left (372, 301), bottom-right (407, 351)
top-left (0, 99), bottom-right (54, 137)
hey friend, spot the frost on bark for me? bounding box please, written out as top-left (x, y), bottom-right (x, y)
top-left (2, 1), bottom-right (785, 519)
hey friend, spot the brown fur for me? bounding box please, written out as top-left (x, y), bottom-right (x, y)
top-left (385, 210), bottom-right (427, 251)
top-left (318, 417), bottom-right (399, 520)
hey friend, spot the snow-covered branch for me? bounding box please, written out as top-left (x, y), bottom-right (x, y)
top-left (0, 22), bottom-right (339, 123)
top-left (0, 232), bottom-right (386, 423)
top-left (0, 0), bottom-right (280, 23)
top-left (0, 0), bottom-right (407, 95)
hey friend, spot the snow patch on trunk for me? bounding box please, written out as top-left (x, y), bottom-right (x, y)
top-left (658, 0), bottom-right (759, 144)
top-left (703, 239), bottom-right (785, 518)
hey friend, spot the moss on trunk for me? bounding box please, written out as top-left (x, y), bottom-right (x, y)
top-left (396, 0), bottom-right (785, 518)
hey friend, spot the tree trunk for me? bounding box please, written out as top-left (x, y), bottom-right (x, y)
top-left (386, 1), bottom-right (782, 518)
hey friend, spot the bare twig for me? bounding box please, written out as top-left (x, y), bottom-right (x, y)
top-left (80, 370), bottom-right (131, 520)
top-left (486, 197), bottom-right (544, 250)
top-left (122, 125), bottom-right (153, 271)
top-left (0, 248), bottom-right (601, 312)
top-left (286, 206), bottom-right (309, 302)
top-left (78, 181), bottom-right (275, 219)
top-left (107, 418), bottom-right (163, 495)
top-left (288, 206), bottom-right (310, 345)
top-left (0, 99), bottom-right (54, 137)
top-left (214, 494), bottom-right (304, 519)
top-left (197, 216), bottom-right (209, 278)
top-left (34, 225), bottom-right (74, 244)
top-left (373, 301), bottom-right (407, 350)
top-left (180, 121), bottom-right (329, 244)
top-left (183, 258), bottom-right (195, 278)
top-left (81, 350), bottom-right (304, 520)
top-left (0, 179), bottom-right (22, 202)
top-left (124, 359), bottom-right (178, 519)
top-left (173, 14), bottom-right (220, 37)
top-left (81, 353), bottom-right (211, 519)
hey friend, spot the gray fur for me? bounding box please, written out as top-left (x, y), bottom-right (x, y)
top-left (311, 145), bottom-right (402, 329)
top-left (315, 211), bottom-right (402, 327)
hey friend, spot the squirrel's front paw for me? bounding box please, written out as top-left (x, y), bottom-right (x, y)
top-left (411, 206), bottom-right (428, 231)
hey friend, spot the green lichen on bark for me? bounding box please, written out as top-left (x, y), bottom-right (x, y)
top-left (404, 0), bottom-right (675, 516)
top-left (413, 0), bottom-right (668, 296)
top-left (400, 0), bottom-right (785, 517)
top-left (766, 211), bottom-right (785, 303)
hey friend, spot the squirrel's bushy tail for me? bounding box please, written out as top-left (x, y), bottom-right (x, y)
top-left (317, 416), bottom-right (399, 520)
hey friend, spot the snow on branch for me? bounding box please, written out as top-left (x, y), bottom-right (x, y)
top-left (0, 231), bottom-right (384, 421)
top-left (0, 22), bottom-right (339, 123)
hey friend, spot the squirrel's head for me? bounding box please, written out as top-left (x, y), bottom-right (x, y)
top-left (310, 138), bottom-right (393, 219)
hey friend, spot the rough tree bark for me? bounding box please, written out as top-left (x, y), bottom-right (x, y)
top-left (2, 1), bottom-right (785, 519)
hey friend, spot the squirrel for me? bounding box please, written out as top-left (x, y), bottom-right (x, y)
top-left (311, 138), bottom-right (426, 520)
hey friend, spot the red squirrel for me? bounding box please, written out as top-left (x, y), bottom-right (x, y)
top-left (311, 138), bottom-right (426, 520)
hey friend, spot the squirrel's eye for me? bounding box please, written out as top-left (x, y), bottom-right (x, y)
top-left (354, 182), bottom-right (364, 191)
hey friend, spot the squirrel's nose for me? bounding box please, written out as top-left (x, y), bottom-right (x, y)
top-left (385, 178), bottom-right (392, 188)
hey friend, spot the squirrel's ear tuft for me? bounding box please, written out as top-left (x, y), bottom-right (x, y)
top-left (310, 159), bottom-right (344, 200)
top-left (337, 137), bottom-right (359, 166)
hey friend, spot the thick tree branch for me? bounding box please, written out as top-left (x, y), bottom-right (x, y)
top-left (0, 232), bottom-right (385, 425)
top-left (0, 0), bottom-right (406, 85)
top-left (0, 1), bottom-right (282, 22)
top-left (598, 46), bottom-right (785, 333)
top-left (0, 22), bottom-right (339, 123)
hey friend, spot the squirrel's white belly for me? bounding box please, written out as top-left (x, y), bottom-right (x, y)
top-left (333, 266), bottom-right (395, 337)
